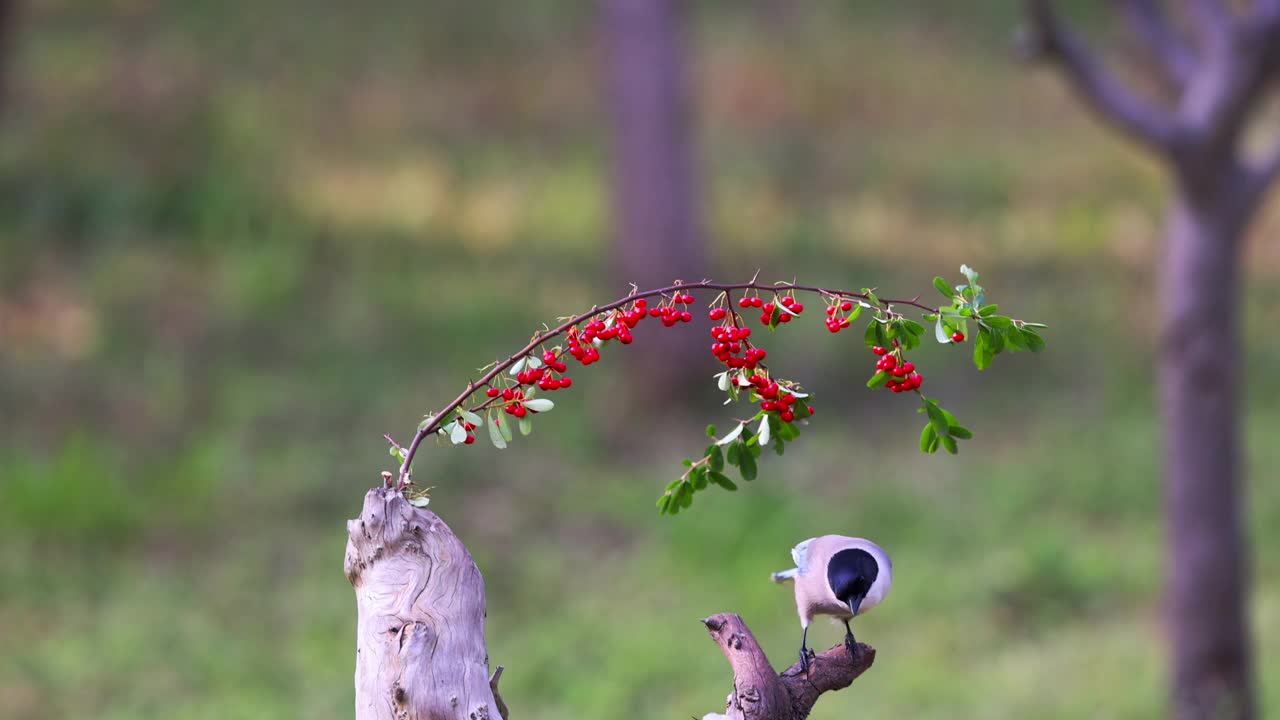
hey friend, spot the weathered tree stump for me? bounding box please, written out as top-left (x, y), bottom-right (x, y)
top-left (344, 487), bottom-right (507, 720)
top-left (701, 613), bottom-right (875, 720)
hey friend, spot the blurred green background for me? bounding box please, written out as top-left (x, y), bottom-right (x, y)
top-left (3, 2), bottom-right (1280, 718)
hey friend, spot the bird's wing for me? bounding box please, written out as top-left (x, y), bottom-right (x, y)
top-left (771, 568), bottom-right (799, 584)
top-left (790, 537), bottom-right (816, 574)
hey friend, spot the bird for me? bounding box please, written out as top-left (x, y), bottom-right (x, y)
top-left (772, 535), bottom-right (892, 673)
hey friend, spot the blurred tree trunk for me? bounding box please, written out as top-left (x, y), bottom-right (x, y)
top-left (1162, 181), bottom-right (1256, 720)
top-left (603, 0), bottom-right (708, 414)
top-left (1023, 2), bottom-right (1280, 717)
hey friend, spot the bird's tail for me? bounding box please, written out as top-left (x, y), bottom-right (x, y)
top-left (771, 567), bottom-right (799, 584)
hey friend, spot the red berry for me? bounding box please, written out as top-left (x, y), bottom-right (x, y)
top-left (513, 405), bottom-right (528, 418)
top-left (780, 409), bottom-right (795, 423)
top-left (464, 434), bottom-right (476, 444)
top-left (738, 297), bottom-right (751, 308)
top-left (806, 405), bottom-right (815, 415)
top-left (779, 313), bottom-right (792, 323)
top-left (750, 297), bottom-right (764, 308)
top-left (791, 303), bottom-right (804, 313)
top-left (709, 307), bottom-right (727, 320)
top-left (826, 306), bottom-right (837, 316)
top-left (907, 372), bottom-right (923, 389)
top-left (542, 350), bottom-right (557, 364)
top-left (841, 301), bottom-right (853, 311)
top-left (902, 362), bottom-right (915, 373)
top-left (485, 387), bottom-right (500, 397)
top-left (761, 400), bottom-right (778, 411)
top-left (872, 346), bottom-right (887, 356)
top-left (952, 331), bottom-right (965, 343)
top-left (780, 296), bottom-right (794, 307)
top-left (560, 377), bottom-right (572, 388)
top-left (501, 388), bottom-right (515, 401)
top-left (828, 322), bottom-right (840, 333)
top-left (681, 311), bottom-right (693, 322)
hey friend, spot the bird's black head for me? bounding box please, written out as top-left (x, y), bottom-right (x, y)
top-left (827, 548), bottom-right (878, 615)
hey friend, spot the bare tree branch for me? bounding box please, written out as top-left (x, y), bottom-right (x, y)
top-left (701, 613), bottom-right (875, 720)
top-left (1024, 0), bottom-right (1181, 153)
top-left (1117, 0), bottom-right (1198, 88)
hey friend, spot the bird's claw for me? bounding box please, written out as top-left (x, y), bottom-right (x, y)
top-left (798, 647), bottom-right (815, 674)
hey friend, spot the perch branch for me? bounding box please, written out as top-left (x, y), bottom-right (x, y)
top-left (701, 613), bottom-right (875, 720)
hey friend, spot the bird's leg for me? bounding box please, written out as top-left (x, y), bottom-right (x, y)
top-left (798, 625), bottom-right (812, 673)
top-left (842, 619), bottom-right (857, 655)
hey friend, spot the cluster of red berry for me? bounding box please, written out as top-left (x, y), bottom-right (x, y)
top-left (824, 300), bottom-right (856, 333)
top-left (649, 293), bottom-right (696, 326)
top-left (708, 323), bottom-right (766, 369)
top-left (872, 345), bottom-right (923, 393)
top-left (485, 385), bottom-right (532, 416)
top-left (745, 373), bottom-right (811, 423)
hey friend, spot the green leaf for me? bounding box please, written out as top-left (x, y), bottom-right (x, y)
top-left (498, 415), bottom-right (514, 442)
top-left (691, 466), bottom-right (708, 490)
top-left (776, 417), bottom-right (801, 440)
top-left (522, 398), bottom-right (555, 412)
top-left (1023, 328), bottom-right (1047, 352)
top-left (708, 445), bottom-right (725, 472)
top-left (774, 438), bottom-right (786, 456)
top-left (867, 370), bottom-right (889, 388)
top-left (933, 276), bottom-right (954, 299)
top-left (940, 434), bottom-right (959, 454)
top-left (518, 416), bottom-right (533, 436)
top-left (509, 357), bottom-right (527, 375)
top-left (1004, 326), bottom-right (1029, 351)
top-left (864, 319), bottom-right (880, 349)
top-left (418, 415), bottom-right (435, 432)
top-left (848, 304), bottom-right (862, 322)
top-left (920, 423), bottom-right (940, 453)
top-left (727, 442), bottom-right (741, 465)
top-left (924, 400), bottom-right (950, 436)
top-left (983, 315), bottom-right (1013, 330)
top-left (657, 494), bottom-right (671, 514)
top-left (862, 288), bottom-right (880, 306)
top-left (973, 329), bottom-right (996, 370)
top-left (408, 496), bottom-right (431, 507)
top-left (979, 304), bottom-right (999, 317)
top-left (706, 424), bottom-right (717, 438)
top-left (677, 482), bottom-right (693, 508)
top-left (389, 446), bottom-right (400, 459)
top-left (901, 318), bottom-right (925, 336)
top-left (949, 425), bottom-right (974, 440)
top-left (960, 264), bottom-right (979, 286)
top-left (716, 422), bottom-right (747, 446)
top-left (460, 409), bottom-right (484, 427)
top-left (716, 372), bottom-right (731, 392)
top-left (708, 471), bottom-right (738, 491)
top-left (738, 448), bottom-right (758, 481)
top-left (487, 416), bottom-right (507, 449)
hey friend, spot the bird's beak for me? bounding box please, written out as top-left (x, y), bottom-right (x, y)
top-left (847, 593), bottom-right (865, 617)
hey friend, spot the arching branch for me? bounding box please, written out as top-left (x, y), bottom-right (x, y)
top-left (1117, 0), bottom-right (1196, 88)
top-left (701, 613), bottom-right (875, 720)
top-left (1024, 0), bottom-right (1181, 153)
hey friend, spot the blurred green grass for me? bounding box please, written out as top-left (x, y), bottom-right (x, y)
top-left (3, 2), bottom-right (1280, 719)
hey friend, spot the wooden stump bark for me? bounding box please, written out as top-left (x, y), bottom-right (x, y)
top-left (344, 487), bottom-right (507, 720)
top-left (701, 613), bottom-right (876, 720)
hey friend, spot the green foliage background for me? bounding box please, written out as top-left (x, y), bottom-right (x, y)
top-left (3, 2), bottom-right (1280, 718)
